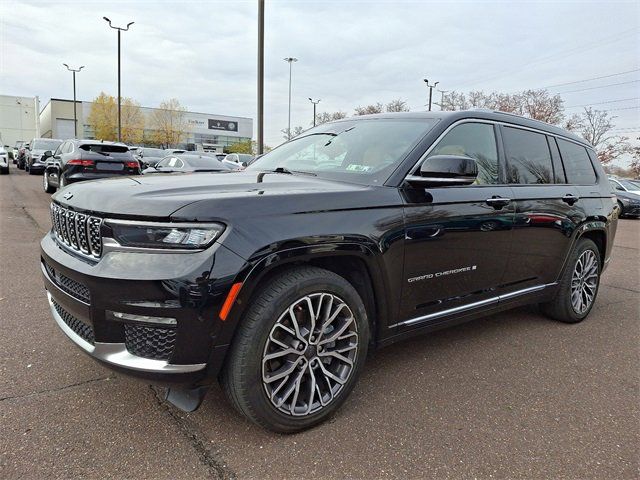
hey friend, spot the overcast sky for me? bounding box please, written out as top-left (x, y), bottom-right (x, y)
top-left (1, 0), bottom-right (638, 155)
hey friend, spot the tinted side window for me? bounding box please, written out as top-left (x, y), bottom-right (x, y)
top-left (54, 142), bottom-right (65, 156)
top-left (428, 122), bottom-right (499, 184)
top-left (503, 127), bottom-right (553, 184)
top-left (557, 139), bottom-right (596, 185)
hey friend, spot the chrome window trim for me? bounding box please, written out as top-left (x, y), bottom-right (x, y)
top-left (407, 117), bottom-right (595, 184)
top-left (47, 292), bottom-right (206, 373)
top-left (389, 283), bottom-right (556, 329)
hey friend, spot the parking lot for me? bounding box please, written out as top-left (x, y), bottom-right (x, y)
top-left (1, 167), bottom-right (638, 479)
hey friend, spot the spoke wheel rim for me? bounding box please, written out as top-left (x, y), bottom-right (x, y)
top-left (262, 292), bottom-right (358, 417)
top-left (570, 249), bottom-right (599, 315)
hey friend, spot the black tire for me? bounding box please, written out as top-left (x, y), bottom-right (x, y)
top-left (0, 166), bottom-right (8, 175)
top-left (617, 201), bottom-right (625, 219)
top-left (43, 171), bottom-right (55, 193)
top-left (28, 164), bottom-right (36, 175)
top-left (221, 266), bottom-right (370, 433)
top-left (540, 238), bottom-right (601, 323)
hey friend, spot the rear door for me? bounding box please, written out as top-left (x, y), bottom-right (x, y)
top-left (500, 126), bottom-right (586, 291)
top-left (398, 121), bottom-right (515, 328)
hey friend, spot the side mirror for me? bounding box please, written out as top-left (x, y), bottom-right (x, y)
top-left (241, 161), bottom-right (248, 168)
top-left (406, 155), bottom-right (478, 187)
top-left (43, 150), bottom-right (53, 159)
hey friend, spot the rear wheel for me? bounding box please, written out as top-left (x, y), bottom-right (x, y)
top-left (221, 266), bottom-right (369, 433)
top-left (617, 201), bottom-right (625, 218)
top-left (540, 238), bottom-right (601, 323)
top-left (43, 171), bottom-right (55, 193)
top-left (0, 166), bottom-right (8, 175)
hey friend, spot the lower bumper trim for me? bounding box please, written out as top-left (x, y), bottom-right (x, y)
top-left (47, 291), bottom-right (206, 374)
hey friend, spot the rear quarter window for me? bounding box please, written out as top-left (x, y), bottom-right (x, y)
top-left (557, 139), bottom-right (597, 185)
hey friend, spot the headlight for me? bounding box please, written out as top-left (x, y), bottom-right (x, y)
top-left (106, 220), bottom-right (225, 250)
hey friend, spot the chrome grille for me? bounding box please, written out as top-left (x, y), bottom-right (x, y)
top-left (50, 203), bottom-right (103, 258)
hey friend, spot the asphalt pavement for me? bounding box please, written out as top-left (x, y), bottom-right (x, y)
top-left (1, 167), bottom-right (638, 479)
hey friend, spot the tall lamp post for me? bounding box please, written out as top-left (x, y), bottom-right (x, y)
top-left (283, 57), bottom-right (298, 140)
top-left (257, 0), bottom-right (265, 154)
top-left (423, 79), bottom-right (439, 111)
top-left (63, 64), bottom-right (85, 138)
top-left (308, 98), bottom-right (320, 127)
top-left (103, 17), bottom-right (134, 142)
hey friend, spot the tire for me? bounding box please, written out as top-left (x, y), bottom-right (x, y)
top-left (540, 238), bottom-right (601, 323)
top-left (43, 171), bottom-right (55, 193)
top-left (0, 166), bottom-right (8, 175)
top-left (28, 164), bottom-right (36, 175)
top-left (221, 266), bottom-right (370, 433)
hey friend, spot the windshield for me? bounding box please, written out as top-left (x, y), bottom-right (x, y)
top-left (183, 155), bottom-right (229, 169)
top-left (33, 139), bottom-right (62, 151)
top-left (143, 148), bottom-right (165, 157)
top-left (619, 179), bottom-right (640, 190)
top-left (247, 118), bottom-right (437, 185)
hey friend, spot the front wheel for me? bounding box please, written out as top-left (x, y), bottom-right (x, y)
top-left (43, 171), bottom-right (55, 193)
top-left (540, 238), bottom-right (601, 323)
top-left (221, 266), bottom-right (370, 433)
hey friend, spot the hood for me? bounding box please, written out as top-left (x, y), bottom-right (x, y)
top-left (616, 190), bottom-right (640, 201)
top-left (52, 171), bottom-right (380, 219)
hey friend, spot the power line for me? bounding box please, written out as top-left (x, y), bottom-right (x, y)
top-left (556, 79), bottom-right (640, 94)
top-left (564, 97), bottom-right (640, 109)
top-left (543, 68), bottom-right (640, 89)
top-left (453, 28), bottom-right (639, 90)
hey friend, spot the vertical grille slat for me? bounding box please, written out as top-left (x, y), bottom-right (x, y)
top-left (49, 203), bottom-right (103, 259)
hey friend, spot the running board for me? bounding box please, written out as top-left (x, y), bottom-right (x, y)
top-left (390, 283), bottom-right (555, 329)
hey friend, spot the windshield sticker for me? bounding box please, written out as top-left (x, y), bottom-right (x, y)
top-left (345, 164), bottom-right (372, 172)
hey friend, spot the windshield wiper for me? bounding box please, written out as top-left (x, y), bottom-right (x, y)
top-left (270, 166), bottom-right (316, 176)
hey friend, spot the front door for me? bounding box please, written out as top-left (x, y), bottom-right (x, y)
top-left (398, 121), bottom-right (515, 329)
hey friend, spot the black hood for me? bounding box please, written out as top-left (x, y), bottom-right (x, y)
top-left (52, 171), bottom-right (384, 220)
top-left (615, 190), bottom-right (640, 201)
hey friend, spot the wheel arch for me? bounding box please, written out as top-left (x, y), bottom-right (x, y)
top-left (217, 243), bottom-right (389, 349)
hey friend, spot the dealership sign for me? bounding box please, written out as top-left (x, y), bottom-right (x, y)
top-left (208, 119), bottom-right (238, 132)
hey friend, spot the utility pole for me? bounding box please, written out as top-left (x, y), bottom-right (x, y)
top-left (308, 98), bottom-right (320, 127)
top-left (284, 57), bottom-right (298, 140)
top-left (257, 0), bottom-right (265, 154)
top-left (63, 64), bottom-right (85, 138)
top-left (423, 79), bottom-right (439, 111)
top-left (437, 89), bottom-right (448, 111)
top-left (103, 17), bottom-right (134, 142)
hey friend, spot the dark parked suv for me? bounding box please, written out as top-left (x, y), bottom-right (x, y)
top-left (42, 139), bottom-right (139, 193)
top-left (41, 111), bottom-right (618, 432)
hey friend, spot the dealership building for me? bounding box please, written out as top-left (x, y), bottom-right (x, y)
top-left (38, 98), bottom-right (253, 150)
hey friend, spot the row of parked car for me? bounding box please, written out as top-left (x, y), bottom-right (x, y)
top-left (2, 138), bottom-right (256, 194)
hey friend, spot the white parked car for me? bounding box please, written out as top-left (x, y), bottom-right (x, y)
top-left (0, 145), bottom-right (10, 174)
top-left (222, 153), bottom-right (254, 170)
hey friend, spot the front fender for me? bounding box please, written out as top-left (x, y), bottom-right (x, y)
top-left (213, 241), bottom-right (391, 347)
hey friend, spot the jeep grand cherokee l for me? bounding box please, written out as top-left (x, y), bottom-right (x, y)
top-left (41, 111), bottom-right (618, 432)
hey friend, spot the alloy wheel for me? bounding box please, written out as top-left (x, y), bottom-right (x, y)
top-left (262, 293), bottom-right (359, 417)
top-left (570, 249), bottom-right (598, 315)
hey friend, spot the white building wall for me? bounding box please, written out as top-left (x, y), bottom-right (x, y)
top-left (0, 95), bottom-right (38, 146)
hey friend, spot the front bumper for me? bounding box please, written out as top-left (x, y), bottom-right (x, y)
top-left (41, 231), bottom-right (247, 385)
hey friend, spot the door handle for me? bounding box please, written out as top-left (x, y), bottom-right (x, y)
top-left (485, 196), bottom-right (511, 209)
top-left (562, 194), bottom-right (579, 205)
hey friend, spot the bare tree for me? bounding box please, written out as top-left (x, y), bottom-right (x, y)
top-left (567, 108), bottom-right (630, 165)
top-left (281, 126), bottom-right (305, 141)
top-left (385, 99), bottom-right (410, 113)
top-left (441, 88), bottom-right (564, 124)
top-left (315, 111), bottom-right (347, 125)
top-left (354, 103), bottom-right (384, 116)
top-left (629, 142), bottom-right (640, 177)
top-left (151, 99), bottom-right (189, 148)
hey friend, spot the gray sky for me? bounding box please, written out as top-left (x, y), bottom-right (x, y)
top-left (1, 0), bottom-right (639, 154)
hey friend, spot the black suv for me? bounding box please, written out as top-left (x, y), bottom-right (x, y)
top-left (41, 111), bottom-right (618, 432)
top-left (42, 139), bottom-right (139, 193)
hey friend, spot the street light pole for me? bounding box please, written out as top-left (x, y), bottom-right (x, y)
top-left (257, 0), bottom-right (264, 154)
top-left (103, 17), bottom-right (134, 142)
top-left (63, 64), bottom-right (85, 138)
top-left (423, 79), bottom-right (439, 111)
top-left (284, 57), bottom-right (298, 140)
top-left (308, 98), bottom-right (320, 127)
